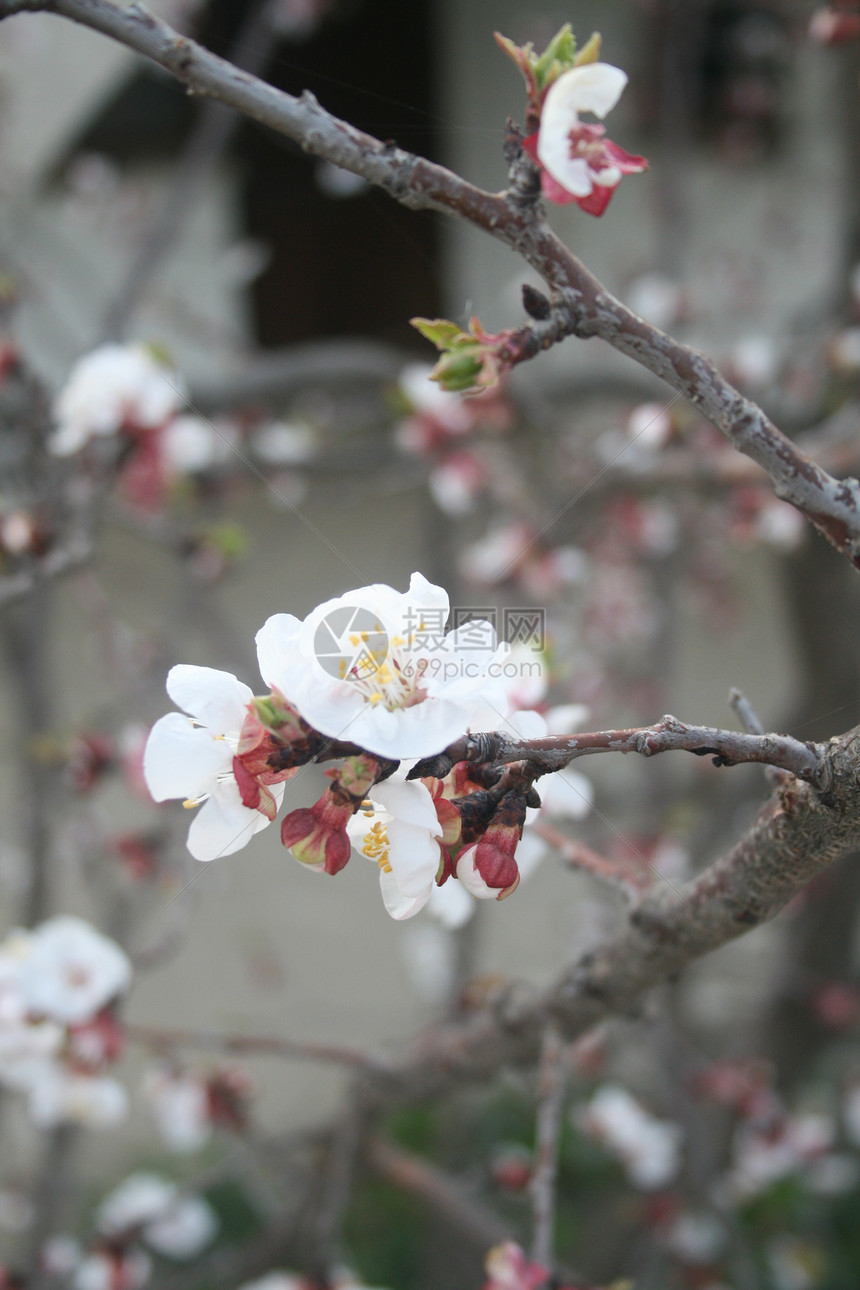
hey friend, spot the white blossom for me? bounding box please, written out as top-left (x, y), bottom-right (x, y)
top-left (237, 1275), bottom-right (311, 1290)
top-left (144, 1195), bottom-right (218, 1260)
top-left (98, 1174), bottom-right (178, 1237)
top-left (27, 1068), bottom-right (128, 1128)
top-left (51, 343), bottom-right (183, 456)
top-left (578, 1084), bottom-right (683, 1189)
top-left (143, 1066), bottom-right (211, 1154)
top-left (20, 916), bottom-right (131, 1025)
top-left (144, 665), bottom-right (285, 862)
top-left (728, 1112), bottom-right (834, 1199)
top-left (74, 1249), bottom-right (151, 1290)
top-left (256, 573), bottom-right (509, 759)
top-left (398, 363), bottom-right (471, 433)
top-left (348, 775), bottom-right (443, 919)
top-left (252, 420), bottom-right (317, 465)
top-left (97, 1173), bottom-right (217, 1259)
top-left (161, 415), bottom-right (235, 475)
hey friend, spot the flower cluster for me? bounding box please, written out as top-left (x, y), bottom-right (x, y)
top-left (42, 1173), bottom-right (218, 1290)
top-left (49, 342), bottom-right (237, 511)
top-left (577, 1084), bottom-right (683, 1190)
top-left (144, 573), bottom-right (593, 920)
top-left (0, 916), bottom-right (131, 1127)
top-left (142, 1061), bottom-right (253, 1153)
top-left (393, 363), bottom-right (513, 517)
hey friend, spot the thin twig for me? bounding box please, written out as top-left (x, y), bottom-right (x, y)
top-left (530, 1026), bottom-right (565, 1269)
top-left (532, 820), bottom-right (653, 898)
top-left (366, 1136), bottom-right (510, 1250)
top-left (125, 1023), bottom-right (391, 1073)
top-left (729, 688), bottom-right (765, 736)
top-left (729, 688), bottom-right (788, 787)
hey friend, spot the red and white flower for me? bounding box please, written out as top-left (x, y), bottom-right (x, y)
top-left (524, 62), bottom-right (647, 215)
top-left (51, 343), bottom-right (183, 457)
top-left (20, 916), bottom-right (131, 1026)
top-left (144, 665), bottom-right (286, 861)
top-left (97, 1173), bottom-right (217, 1260)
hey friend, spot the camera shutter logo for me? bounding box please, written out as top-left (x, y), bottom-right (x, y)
top-left (313, 604), bottom-right (390, 681)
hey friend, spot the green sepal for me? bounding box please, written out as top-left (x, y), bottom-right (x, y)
top-left (532, 23), bottom-right (578, 92)
top-left (432, 350), bottom-right (484, 393)
top-left (410, 317), bottom-right (467, 348)
top-left (573, 31), bottom-right (602, 66)
top-left (250, 693), bottom-right (295, 732)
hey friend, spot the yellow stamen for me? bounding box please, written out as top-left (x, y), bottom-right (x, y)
top-left (361, 820), bottom-right (391, 872)
top-left (182, 798), bottom-right (199, 809)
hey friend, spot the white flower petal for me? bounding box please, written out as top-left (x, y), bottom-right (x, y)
top-left (426, 881), bottom-right (475, 929)
top-left (372, 779), bottom-right (440, 834)
top-left (539, 767), bottom-right (594, 820)
top-left (186, 786), bottom-right (266, 862)
top-left (143, 713), bottom-right (232, 803)
top-left (165, 665), bottom-right (253, 733)
top-left (378, 866), bottom-right (431, 920)
top-left (544, 62), bottom-right (628, 122)
top-left (545, 703), bottom-right (590, 734)
top-left (256, 613), bottom-right (306, 688)
top-left (455, 847), bottom-right (499, 900)
top-left (144, 1195), bottom-right (218, 1260)
top-left (23, 917), bottom-right (132, 1024)
top-left (515, 829), bottom-right (547, 881)
top-left (386, 819), bottom-right (441, 898)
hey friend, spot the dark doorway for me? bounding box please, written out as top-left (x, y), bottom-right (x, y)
top-left (236, 0), bottom-right (441, 348)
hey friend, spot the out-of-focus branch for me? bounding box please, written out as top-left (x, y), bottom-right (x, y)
top-left (367, 1136), bottom-right (511, 1251)
top-left (3, 0), bottom-right (860, 567)
top-left (530, 1027), bottom-right (565, 1269)
top-left (531, 821), bottom-right (653, 898)
top-left (188, 340), bottom-right (408, 411)
top-left (0, 534), bottom-right (92, 609)
top-left (102, 0), bottom-right (286, 339)
top-left (125, 1023), bottom-right (391, 1073)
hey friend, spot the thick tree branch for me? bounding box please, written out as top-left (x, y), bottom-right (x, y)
top-left (3, 0), bottom-right (860, 566)
top-left (370, 727), bottom-right (860, 1106)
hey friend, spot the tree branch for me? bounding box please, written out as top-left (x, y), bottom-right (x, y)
top-left (369, 728), bottom-right (860, 1106)
top-left (410, 716), bottom-right (826, 787)
top-left (125, 1022), bottom-right (391, 1073)
top-left (4, 0), bottom-right (860, 566)
top-left (367, 1136), bottom-right (511, 1251)
top-left (530, 1027), bottom-right (565, 1269)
